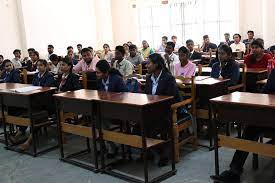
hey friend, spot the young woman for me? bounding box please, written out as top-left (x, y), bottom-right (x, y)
top-left (67, 50), bottom-right (78, 66)
top-left (101, 44), bottom-right (113, 63)
top-left (123, 43), bottom-right (130, 58)
top-left (58, 57), bottom-right (81, 92)
top-left (174, 46), bottom-right (196, 77)
top-left (140, 40), bottom-right (154, 60)
top-left (96, 59), bottom-right (128, 92)
top-left (32, 59), bottom-right (56, 87)
top-left (26, 51), bottom-right (39, 71)
top-left (49, 54), bottom-right (61, 75)
top-left (211, 44), bottom-right (240, 86)
top-left (0, 59), bottom-right (20, 83)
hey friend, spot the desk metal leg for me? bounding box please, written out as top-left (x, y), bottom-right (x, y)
top-left (1, 99), bottom-right (8, 146)
top-left (97, 105), bottom-right (105, 169)
top-left (28, 97), bottom-right (37, 157)
top-left (141, 121), bottom-right (149, 183)
top-left (56, 107), bottom-right (65, 158)
top-left (91, 107), bottom-right (98, 169)
top-left (212, 112), bottom-right (220, 176)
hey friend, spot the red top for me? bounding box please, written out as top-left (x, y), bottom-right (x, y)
top-left (244, 53), bottom-right (272, 68)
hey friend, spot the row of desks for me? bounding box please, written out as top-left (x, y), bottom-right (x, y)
top-left (0, 83), bottom-right (175, 183)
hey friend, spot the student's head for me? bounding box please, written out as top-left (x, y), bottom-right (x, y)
top-left (165, 42), bottom-right (175, 55)
top-left (186, 39), bottom-right (194, 52)
top-left (67, 50), bottom-right (74, 60)
top-left (0, 55), bottom-right (4, 63)
top-left (203, 35), bottom-right (210, 44)
top-left (115, 46), bottom-right (125, 60)
top-left (3, 59), bottom-right (14, 72)
top-left (147, 53), bottom-right (165, 74)
top-left (251, 39), bottom-right (264, 56)
top-left (103, 44), bottom-right (110, 52)
top-left (88, 46), bottom-right (93, 53)
top-left (67, 46), bottom-right (73, 52)
top-left (48, 45), bottom-right (54, 54)
top-left (27, 48), bottom-right (35, 56)
top-left (218, 44), bottom-right (232, 63)
top-left (171, 35), bottom-right (177, 43)
top-left (60, 57), bottom-right (73, 73)
top-left (49, 54), bottom-right (59, 66)
top-left (81, 48), bottom-right (94, 64)
top-left (95, 59), bottom-right (110, 79)
top-left (30, 51), bottom-right (39, 61)
top-left (13, 49), bottom-right (21, 59)
top-left (255, 38), bottom-right (265, 48)
top-left (142, 40), bottom-right (149, 49)
top-left (178, 46), bottom-right (190, 64)
top-left (269, 46), bottom-right (275, 58)
top-left (162, 36), bottom-right (168, 44)
top-left (247, 30), bottom-right (254, 40)
top-left (224, 33), bottom-right (230, 41)
top-left (129, 44), bottom-right (137, 57)
top-left (37, 59), bottom-right (48, 73)
top-left (123, 43), bottom-right (129, 53)
top-left (127, 41), bottom-right (132, 45)
top-left (77, 44), bottom-right (82, 52)
top-left (233, 34), bottom-right (241, 44)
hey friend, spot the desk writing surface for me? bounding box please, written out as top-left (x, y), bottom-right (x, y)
top-left (0, 83), bottom-right (56, 95)
top-left (54, 89), bottom-right (109, 101)
top-left (210, 92), bottom-right (275, 108)
top-left (196, 67), bottom-right (267, 74)
top-left (179, 77), bottom-right (229, 85)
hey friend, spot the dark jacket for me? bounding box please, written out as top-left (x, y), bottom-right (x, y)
top-left (208, 58), bottom-right (220, 67)
top-left (189, 51), bottom-right (202, 60)
top-left (58, 72), bottom-right (81, 92)
top-left (0, 69), bottom-right (20, 83)
top-left (145, 69), bottom-right (181, 103)
top-left (211, 59), bottom-right (240, 86)
top-left (32, 71), bottom-right (56, 87)
top-left (263, 69), bottom-right (275, 94)
top-left (97, 73), bottom-right (128, 92)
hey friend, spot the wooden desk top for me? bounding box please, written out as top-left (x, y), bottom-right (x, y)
top-left (210, 92), bottom-right (275, 109)
top-left (0, 83), bottom-right (56, 95)
top-left (196, 67), bottom-right (267, 74)
top-left (54, 89), bottom-right (174, 106)
top-left (177, 76), bottom-right (228, 86)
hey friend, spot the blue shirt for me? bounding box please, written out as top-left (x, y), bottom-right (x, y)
top-left (150, 70), bottom-right (162, 95)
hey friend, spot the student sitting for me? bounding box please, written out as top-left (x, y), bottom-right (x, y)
top-left (113, 46), bottom-right (133, 77)
top-left (127, 44), bottom-right (144, 66)
top-left (0, 55), bottom-right (5, 73)
top-left (73, 48), bottom-right (99, 74)
top-left (174, 46), bottom-right (196, 77)
top-left (163, 42), bottom-right (180, 76)
top-left (96, 59), bottom-right (128, 92)
top-left (13, 59), bottom-right (56, 151)
top-left (219, 33), bottom-right (234, 47)
top-left (59, 57), bottom-right (81, 92)
top-left (244, 39), bottom-right (273, 68)
top-left (186, 39), bottom-right (202, 60)
top-left (201, 35), bottom-right (218, 52)
top-left (208, 50), bottom-right (220, 67)
top-left (211, 44), bottom-right (240, 86)
top-left (32, 59), bottom-right (56, 87)
top-left (140, 40), bottom-right (154, 60)
top-left (67, 50), bottom-right (78, 66)
top-left (0, 59), bottom-right (20, 83)
top-left (11, 49), bottom-right (23, 69)
top-left (123, 43), bottom-right (130, 58)
top-left (101, 44), bottom-right (114, 63)
top-left (230, 34), bottom-right (246, 53)
top-left (157, 36), bottom-right (168, 52)
top-left (48, 54), bottom-right (61, 75)
top-left (211, 68), bottom-right (275, 183)
top-left (171, 35), bottom-right (182, 52)
top-left (26, 50), bottom-right (39, 71)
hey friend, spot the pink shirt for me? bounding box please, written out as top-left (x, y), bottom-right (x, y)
top-left (174, 61), bottom-right (196, 77)
top-left (73, 57), bottom-right (99, 73)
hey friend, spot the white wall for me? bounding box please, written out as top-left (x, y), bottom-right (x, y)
top-left (0, 0), bottom-right (23, 59)
top-left (20, 0), bottom-right (97, 58)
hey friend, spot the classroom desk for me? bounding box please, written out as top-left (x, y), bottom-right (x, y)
top-left (210, 92), bottom-right (275, 176)
top-left (0, 83), bottom-right (57, 156)
top-left (97, 92), bottom-right (175, 183)
top-left (54, 89), bottom-right (104, 172)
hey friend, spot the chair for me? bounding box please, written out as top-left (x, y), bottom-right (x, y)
top-left (228, 63), bottom-right (247, 93)
top-left (21, 69), bottom-right (28, 84)
top-left (173, 76), bottom-right (197, 162)
top-left (82, 72), bottom-right (88, 89)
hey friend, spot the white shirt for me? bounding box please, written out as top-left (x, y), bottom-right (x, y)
top-left (113, 58), bottom-right (134, 77)
top-left (230, 42), bottom-right (246, 52)
top-left (174, 43), bottom-right (182, 52)
top-left (151, 70), bottom-right (163, 95)
top-left (162, 53), bottom-right (180, 76)
top-left (11, 58), bottom-right (22, 69)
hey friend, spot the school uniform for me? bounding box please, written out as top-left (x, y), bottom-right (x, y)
top-left (211, 59), bottom-right (240, 86)
top-left (263, 69), bottom-right (275, 94)
top-left (201, 43), bottom-right (217, 52)
top-left (97, 73), bottom-right (128, 92)
top-left (189, 50), bottom-right (202, 60)
top-left (58, 72), bottom-right (81, 92)
top-left (32, 71), bottom-right (56, 87)
top-left (0, 69), bottom-right (20, 83)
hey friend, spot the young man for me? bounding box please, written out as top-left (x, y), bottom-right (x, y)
top-left (113, 46), bottom-right (133, 77)
top-left (171, 35), bottom-right (181, 52)
top-left (73, 48), bottom-right (99, 73)
top-left (76, 44), bottom-right (82, 60)
top-left (230, 34), bottom-right (246, 53)
top-left (219, 33), bottom-right (234, 46)
top-left (211, 44), bottom-right (240, 86)
top-left (243, 30), bottom-right (255, 46)
top-left (49, 54), bottom-right (61, 74)
top-left (163, 42), bottom-right (180, 76)
top-left (0, 55), bottom-right (4, 71)
top-left (186, 39), bottom-right (202, 60)
top-left (47, 45), bottom-right (54, 60)
top-left (174, 46), bottom-right (196, 77)
top-left (157, 36), bottom-right (168, 52)
top-left (127, 44), bottom-right (144, 66)
top-left (201, 35), bottom-right (217, 52)
top-left (11, 49), bottom-right (22, 69)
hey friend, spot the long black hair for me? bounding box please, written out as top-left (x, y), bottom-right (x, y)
top-left (61, 57), bottom-right (73, 72)
top-left (96, 59), bottom-right (122, 77)
top-left (250, 39), bottom-right (264, 64)
top-left (148, 53), bottom-right (169, 73)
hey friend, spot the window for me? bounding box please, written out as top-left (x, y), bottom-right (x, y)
top-left (137, 0), bottom-right (238, 48)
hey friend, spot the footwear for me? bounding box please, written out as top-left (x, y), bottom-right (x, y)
top-left (210, 170), bottom-right (240, 183)
top-left (18, 143), bottom-right (30, 152)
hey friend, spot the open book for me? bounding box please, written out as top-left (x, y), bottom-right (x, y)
top-left (8, 86), bottom-right (42, 93)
